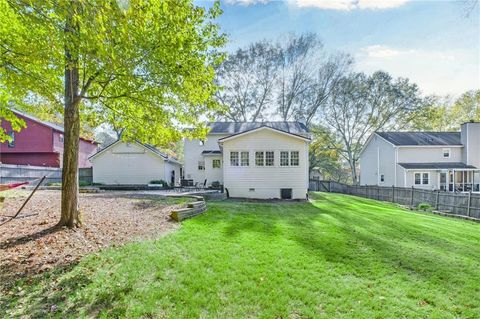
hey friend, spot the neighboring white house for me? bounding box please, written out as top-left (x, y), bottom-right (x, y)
top-left (184, 122), bottom-right (311, 199)
top-left (359, 121), bottom-right (480, 192)
top-left (90, 140), bottom-right (182, 185)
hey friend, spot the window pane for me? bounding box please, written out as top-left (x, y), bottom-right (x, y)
top-left (198, 161), bottom-right (205, 170)
top-left (255, 151), bottom-right (264, 166)
top-left (7, 131), bottom-right (14, 148)
top-left (266, 151), bottom-right (274, 166)
top-left (414, 173), bottom-right (421, 185)
top-left (241, 152), bottom-right (249, 166)
top-left (230, 152), bottom-right (239, 166)
top-left (422, 173), bottom-right (429, 184)
top-left (443, 149), bottom-right (450, 157)
top-left (290, 151), bottom-right (299, 166)
top-left (280, 151), bottom-right (289, 166)
top-left (380, 175), bottom-right (385, 182)
top-left (212, 159), bottom-right (220, 168)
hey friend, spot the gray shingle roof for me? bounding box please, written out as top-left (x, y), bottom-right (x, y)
top-left (398, 162), bottom-right (477, 169)
top-left (208, 122), bottom-right (309, 137)
top-left (377, 131), bottom-right (462, 146)
top-left (202, 150), bottom-right (221, 155)
top-left (12, 109), bottom-right (98, 143)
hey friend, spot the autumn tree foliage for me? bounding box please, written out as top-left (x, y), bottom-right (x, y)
top-left (0, 0), bottom-right (225, 227)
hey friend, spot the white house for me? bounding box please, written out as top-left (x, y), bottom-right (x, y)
top-left (359, 121), bottom-right (480, 192)
top-left (90, 140), bottom-right (182, 185)
top-left (184, 122), bottom-right (311, 199)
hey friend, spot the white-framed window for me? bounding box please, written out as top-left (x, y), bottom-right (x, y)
top-left (7, 131), bottom-right (15, 148)
top-left (230, 152), bottom-right (239, 166)
top-left (422, 172), bottom-right (429, 185)
top-left (255, 151), bottom-right (264, 166)
top-left (280, 151), bottom-right (289, 166)
top-left (212, 159), bottom-right (221, 169)
top-left (290, 151), bottom-right (299, 166)
top-left (443, 148), bottom-right (450, 158)
top-left (414, 172), bottom-right (429, 185)
top-left (240, 151), bottom-right (249, 166)
top-left (198, 161), bottom-right (205, 170)
top-left (266, 151), bottom-right (274, 166)
top-left (59, 134), bottom-right (64, 143)
top-left (280, 151), bottom-right (299, 167)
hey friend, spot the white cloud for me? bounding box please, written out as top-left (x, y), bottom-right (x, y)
top-left (361, 45), bottom-right (420, 58)
top-left (355, 45), bottom-right (477, 95)
top-left (291, 0), bottom-right (409, 10)
top-left (225, 0), bottom-right (271, 6)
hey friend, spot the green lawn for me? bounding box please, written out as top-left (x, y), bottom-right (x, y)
top-left (2, 193), bottom-right (480, 318)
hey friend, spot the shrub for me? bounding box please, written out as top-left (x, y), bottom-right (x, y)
top-left (46, 182), bottom-right (62, 187)
top-left (79, 181), bottom-right (92, 187)
top-left (417, 203), bottom-right (432, 211)
top-left (150, 180), bottom-right (167, 185)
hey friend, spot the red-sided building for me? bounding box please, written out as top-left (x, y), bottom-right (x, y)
top-left (0, 110), bottom-right (98, 168)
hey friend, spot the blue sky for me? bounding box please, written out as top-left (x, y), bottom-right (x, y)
top-left (198, 0), bottom-right (479, 96)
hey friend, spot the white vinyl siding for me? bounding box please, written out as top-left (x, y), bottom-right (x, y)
top-left (184, 134), bottom-right (228, 184)
top-left (359, 134), bottom-right (396, 186)
top-left (91, 142), bottom-right (181, 185)
top-left (397, 146), bottom-right (462, 163)
top-left (222, 129), bottom-right (309, 199)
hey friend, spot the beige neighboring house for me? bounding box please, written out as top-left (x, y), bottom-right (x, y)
top-left (184, 122), bottom-right (311, 199)
top-left (359, 121), bottom-right (480, 192)
top-left (90, 140), bottom-right (182, 185)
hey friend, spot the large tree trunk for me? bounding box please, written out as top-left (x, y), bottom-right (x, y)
top-left (59, 3), bottom-right (81, 228)
top-left (348, 155), bottom-right (358, 185)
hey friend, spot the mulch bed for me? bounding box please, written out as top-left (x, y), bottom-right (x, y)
top-left (0, 190), bottom-right (182, 285)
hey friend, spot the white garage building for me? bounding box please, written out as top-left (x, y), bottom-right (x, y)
top-left (90, 140), bottom-right (182, 185)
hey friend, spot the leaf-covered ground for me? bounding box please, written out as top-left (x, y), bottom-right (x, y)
top-left (0, 190), bottom-right (184, 282)
top-left (2, 192), bottom-right (480, 318)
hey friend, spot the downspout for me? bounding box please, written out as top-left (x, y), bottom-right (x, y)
top-left (394, 147), bottom-right (398, 187)
top-left (377, 147), bottom-right (380, 185)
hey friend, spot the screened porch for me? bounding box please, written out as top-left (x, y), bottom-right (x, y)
top-left (439, 169), bottom-right (480, 193)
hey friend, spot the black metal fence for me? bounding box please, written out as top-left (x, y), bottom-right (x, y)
top-left (309, 180), bottom-right (480, 220)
